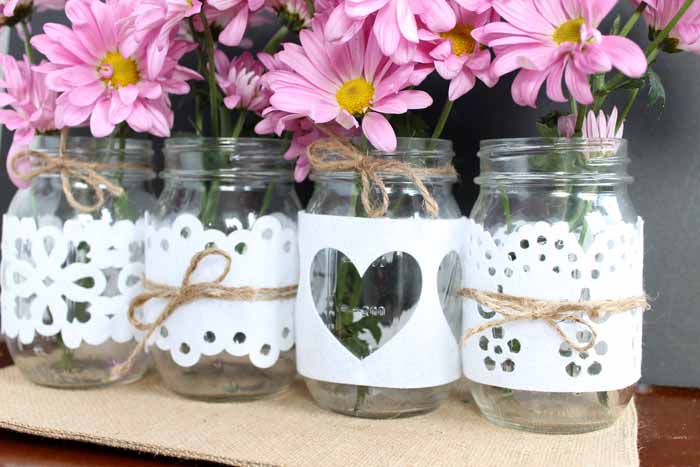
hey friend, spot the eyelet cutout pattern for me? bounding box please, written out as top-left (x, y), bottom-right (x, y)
top-left (462, 217), bottom-right (644, 392)
top-left (143, 213), bottom-right (298, 368)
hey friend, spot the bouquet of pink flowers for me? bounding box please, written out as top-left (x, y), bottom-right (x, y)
top-left (1, 0), bottom-right (697, 182)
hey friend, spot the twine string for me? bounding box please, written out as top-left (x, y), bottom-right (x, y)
top-left (305, 131), bottom-right (457, 218)
top-left (8, 128), bottom-right (149, 213)
top-left (111, 248), bottom-right (297, 380)
top-left (459, 288), bottom-right (649, 352)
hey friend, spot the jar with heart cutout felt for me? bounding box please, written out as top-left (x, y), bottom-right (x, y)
top-left (1, 135), bottom-right (155, 388)
top-left (296, 138), bottom-right (464, 418)
top-left (463, 138), bottom-right (645, 434)
top-left (139, 138), bottom-right (300, 401)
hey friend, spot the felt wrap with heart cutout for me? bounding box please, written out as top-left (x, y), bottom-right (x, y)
top-left (296, 212), bottom-right (466, 389)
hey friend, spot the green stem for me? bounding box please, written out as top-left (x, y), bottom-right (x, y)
top-left (620, 3), bottom-right (647, 37)
top-left (263, 25), bottom-right (289, 54)
top-left (431, 99), bottom-right (454, 139)
top-left (113, 125), bottom-right (136, 221)
top-left (199, 10), bottom-right (220, 138)
top-left (569, 96), bottom-right (577, 116)
top-left (617, 88), bottom-right (639, 131)
top-left (20, 20), bottom-right (35, 64)
top-left (575, 105), bottom-right (588, 134)
top-left (645, 0), bottom-right (694, 57)
top-left (578, 216), bottom-right (590, 245)
top-left (499, 187), bottom-right (513, 233)
top-left (232, 110), bottom-right (248, 138)
top-left (597, 0), bottom-right (694, 111)
top-left (259, 183), bottom-right (275, 217)
top-left (188, 19), bottom-right (204, 135)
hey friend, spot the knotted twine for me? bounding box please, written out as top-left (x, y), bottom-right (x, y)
top-left (112, 248), bottom-right (298, 379)
top-left (459, 288), bottom-right (649, 352)
top-left (8, 128), bottom-right (149, 213)
top-left (305, 136), bottom-right (458, 218)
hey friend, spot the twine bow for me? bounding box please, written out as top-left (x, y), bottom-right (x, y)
top-left (459, 288), bottom-right (649, 352)
top-left (305, 135), bottom-right (457, 218)
top-left (111, 248), bottom-right (298, 380)
top-left (8, 128), bottom-right (148, 213)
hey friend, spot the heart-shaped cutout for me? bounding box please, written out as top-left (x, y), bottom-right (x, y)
top-left (310, 249), bottom-right (422, 360)
top-left (438, 250), bottom-right (463, 342)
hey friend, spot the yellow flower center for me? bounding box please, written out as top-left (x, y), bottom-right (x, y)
top-left (336, 78), bottom-right (374, 116)
top-left (99, 52), bottom-right (140, 88)
top-left (440, 25), bottom-right (476, 56)
top-left (552, 18), bottom-right (586, 45)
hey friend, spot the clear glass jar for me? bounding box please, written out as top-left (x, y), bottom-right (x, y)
top-left (147, 137), bottom-right (300, 401)
top-left (2, 135), bottom-right (155, 388)
top-left (467, 138), bottom-right (638, 434)
top-left (303, 138), bottom-right (462, 418)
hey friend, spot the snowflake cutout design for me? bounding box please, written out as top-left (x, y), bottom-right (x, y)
top-left (477, 325), bottom-right (521, 373)
top-left (559, 329), bottom-right (608, 377)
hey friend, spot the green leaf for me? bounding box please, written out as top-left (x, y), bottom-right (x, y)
top-left (647, 68), bottom-right (666, 110)
top-left (340, 309), bottom-right (354, 326)
top-left (536, 122), bottom-right (559, 138)
top-left (393, 113), bottom-right (429, 138)
top-left (360, 316), bottom-right (383, 343)
top-left (619, 78), bottom-right (646, 90)
top-left (535, 111), bottom-right (562, 137)
top-left (610, 14), bottom-right (621, 35)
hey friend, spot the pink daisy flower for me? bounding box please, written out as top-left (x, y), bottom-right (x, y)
top-left (261, 18), bottom-right (433, 151)
top-left (638, 0), bottom-right (700, 53)
top-left (0, 54), bottom-right (58, 188)
top-left (557, 107), bottom-right (623, 138)
top-left (472, 0), bottom-right (647, 107)
top-left (582, 107), bottom-right (623, 138)
top-left (129, 0), bottom-right (202, 78)
top-left (421, 1), bottom-right (498, 101)
top-left (0, 0), bottom-right (31, 26)
top-left (256, 110), bottom-right (359, 181)
top-left (34, 0), bottom-right (67, 11)
top-left (202, 0), bottom-right (265, 47)
top-left (267, 0), bottom-right (312, 30)
top-left (215, 50), bottom-right (268, 113)
top-left (31, 0), bottom-right (201, 138)
top-left (324, 0), bottom-right (457, 64)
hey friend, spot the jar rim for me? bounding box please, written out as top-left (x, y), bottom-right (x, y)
top-left (162, 137), bottom-right (294, 179)
top-left (32, 134), bottom-right (154, 155)
top-left (479, 137), bottom-right (627, 160)
top-left (164, 136), bottom-right (289, 151)
top-left (475, 137), bottom-right (631, 186)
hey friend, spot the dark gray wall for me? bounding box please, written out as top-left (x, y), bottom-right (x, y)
top-left (1, 6), bottom-right (699, 388)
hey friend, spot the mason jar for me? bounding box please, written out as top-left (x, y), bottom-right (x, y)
top-left (297, 138), bottom-right (464, 418)
top-left (145, 137), bottom-right (300, 401)
top-left (1, 135), bottom-right (155, 387)
top-left (463, 138), bottom-right (643, 434)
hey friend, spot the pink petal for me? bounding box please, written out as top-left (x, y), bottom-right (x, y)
top-left (448, 70), bottom-right (476, 101)
top-left (564, 63), bottom-right (594, 104)
top-left (397, 89), bottom-right (432, 109)
top-left (511, 67), bottom-right (549, 108)
top-left (374, 1), bottom-right (401, 56)
top-left (219, 7), bottom-right (249, 46)
top-left (362, 111), bottom-right (396, 152)
top-left (90, 98), bottom-right (115, 137)
top-left (600, 36), bottom-right (647, 78)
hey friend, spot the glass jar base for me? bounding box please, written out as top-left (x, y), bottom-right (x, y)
top-left (469, 382), bottom-right (635, 434)
top-left (305, 378), bottom-right (451, 419)
top-left (7, 337), bottom-right (148, 388)
top-left (152, 349), bottom-right (296, 401)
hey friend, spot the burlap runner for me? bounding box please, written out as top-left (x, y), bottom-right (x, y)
top-left (0, 366), bottom-right (638, 467)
